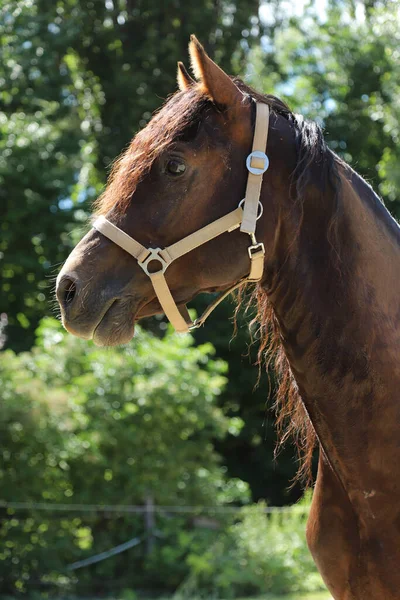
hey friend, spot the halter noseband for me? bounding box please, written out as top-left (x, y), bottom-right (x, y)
top-left (93, 102), bottom-right (269, 333)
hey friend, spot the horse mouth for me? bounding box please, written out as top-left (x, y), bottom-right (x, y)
top-left (92, 299), bottom-right (137, 347)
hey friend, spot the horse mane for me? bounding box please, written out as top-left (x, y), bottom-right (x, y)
top-left (234, 81), bottom-right (345, 485)
top-left (95, 79), bottom-right (344, 484)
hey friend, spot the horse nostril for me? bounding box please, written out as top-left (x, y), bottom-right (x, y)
top-left (65, 280), bottom-right (76, 305)
top-left (57, 277), bottom-right (77, 310)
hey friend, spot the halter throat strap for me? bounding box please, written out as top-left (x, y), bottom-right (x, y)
top-left (93, 102), bottom-right (270, 333)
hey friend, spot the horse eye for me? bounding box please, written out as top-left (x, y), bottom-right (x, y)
top-left (166, 158), bottom-right (186, 176)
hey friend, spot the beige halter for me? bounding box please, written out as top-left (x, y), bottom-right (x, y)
top-left (93, 102), bottom-right (269, 333)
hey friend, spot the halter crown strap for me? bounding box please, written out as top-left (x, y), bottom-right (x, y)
top-left (92, 101), bottom-right (270, 334)
top-left (241, 103), bottom-right (270, 235)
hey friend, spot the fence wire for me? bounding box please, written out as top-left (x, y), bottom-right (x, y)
top-left (0, 501), bottom-right (309, 514)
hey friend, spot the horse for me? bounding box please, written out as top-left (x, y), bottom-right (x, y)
top-left (56, 36), bottom-right (400, 599)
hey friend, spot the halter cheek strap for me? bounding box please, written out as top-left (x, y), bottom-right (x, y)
top-left (93, 102), bottom-right (270, 333)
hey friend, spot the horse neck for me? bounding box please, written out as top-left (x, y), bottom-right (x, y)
top-left (263, 161), bottom-right (400, 504)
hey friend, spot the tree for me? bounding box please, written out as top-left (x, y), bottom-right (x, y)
top-left (250, 0), bottom-right (400, 214)
top-left (0, 1), bottom-right (101, 350)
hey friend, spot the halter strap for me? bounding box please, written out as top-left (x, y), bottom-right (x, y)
top-left (241, 102), bottom-right (270, 235)
top-left (93, 102), bottom-right (270, 333)
top-left (94, 207), bottom-right (244, 333)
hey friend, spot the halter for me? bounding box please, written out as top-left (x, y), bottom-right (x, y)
top-left (93, 102), bottom-right (269, 333)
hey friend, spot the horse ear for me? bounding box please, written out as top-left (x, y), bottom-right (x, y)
top-left (177, 61), bottom-right (195, 91)
top-left (189, 35), bottom-right (243, 108)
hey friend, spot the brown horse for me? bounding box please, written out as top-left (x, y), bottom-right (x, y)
top-left (56, 37), bottom-right (400, 599)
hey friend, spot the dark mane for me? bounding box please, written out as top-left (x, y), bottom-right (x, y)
top-left (95, 79), bottom-right (344, 484)
top-left (234, 79), bottom-right (342, 224)
top-left (234, 81), bottom-right (343, 484)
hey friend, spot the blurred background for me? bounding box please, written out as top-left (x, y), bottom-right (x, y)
top-left (1, 0), bottom-right (399, 598)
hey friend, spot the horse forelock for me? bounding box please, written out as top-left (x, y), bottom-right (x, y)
top-left (93, 86), bottom-right (210, 217)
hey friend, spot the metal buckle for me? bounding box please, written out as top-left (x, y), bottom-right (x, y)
top-left (248, 242), bottom-right (265, 259)
top-left (238, 198), bottom-right (264, 220)
top-left (246, 151), bottom-right (269, 175)
top-left (138, 248), bottom-right (170, 276)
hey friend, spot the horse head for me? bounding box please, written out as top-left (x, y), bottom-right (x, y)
top-left (56, 36), bottom-right (297, 346)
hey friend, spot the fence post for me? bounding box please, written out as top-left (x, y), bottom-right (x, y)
top-left (144, 493), bottom-right (155, 555)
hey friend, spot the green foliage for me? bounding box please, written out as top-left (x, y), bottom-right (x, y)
top-left (248, 1), bottom-right (400, 215)
top-left (0, 318), bottom-right (249, 594)
top-left (0, 1), bottom-right (102, 350)
top-left (179, 496), bottom-right (324, 599)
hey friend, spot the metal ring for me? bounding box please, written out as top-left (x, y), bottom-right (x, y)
top-left (238, 199), bottom-right (264, 220)
top-left (138, 248), bottom-right (169, 276)
top-left (246, 150), bottom-right (269, 175)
